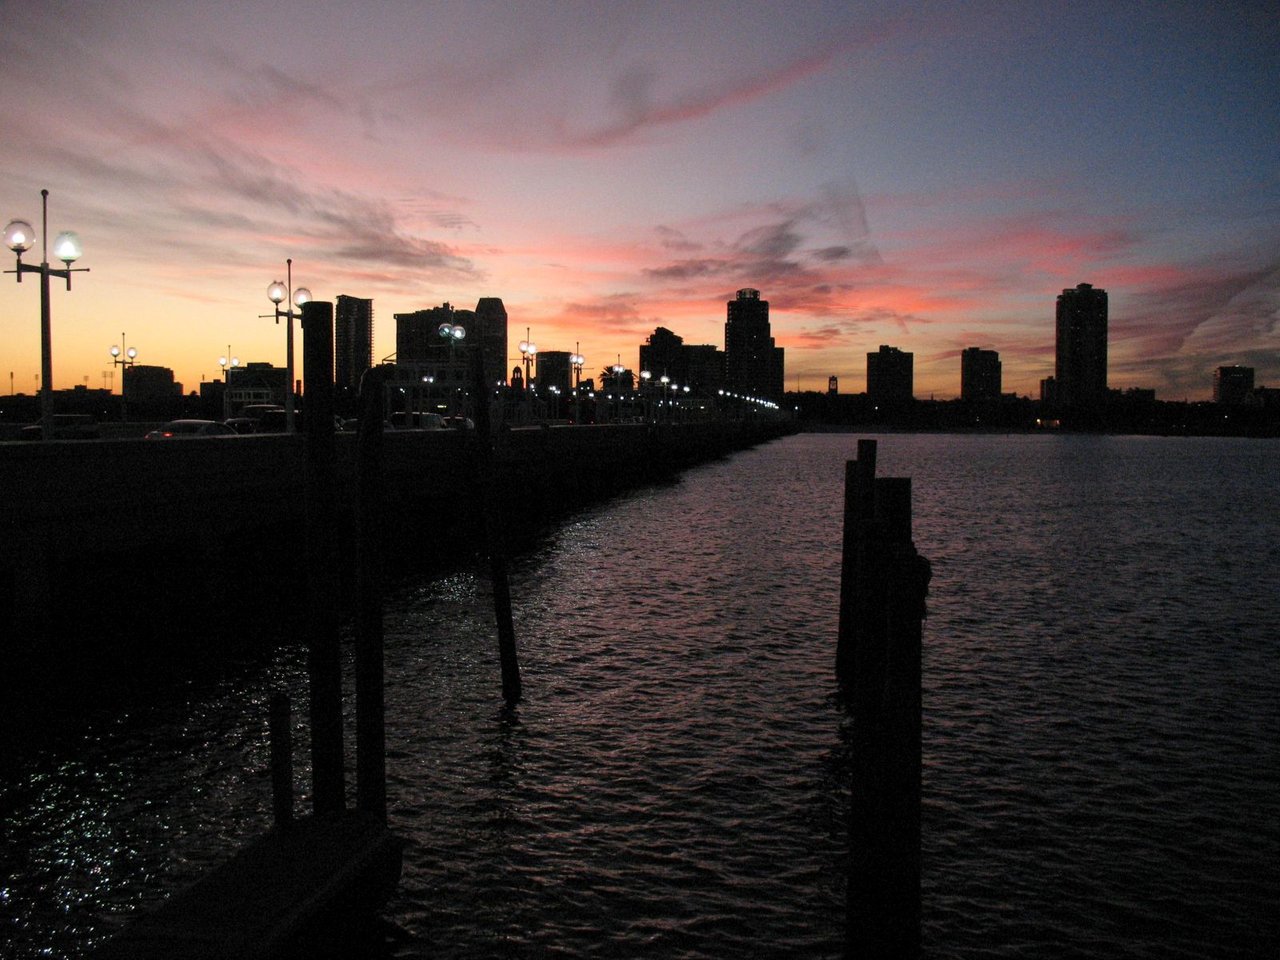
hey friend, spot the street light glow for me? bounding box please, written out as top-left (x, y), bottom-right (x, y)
top-left (53, 231), bottom-right (82, 263)
top-left (4, 220), bottom-right (35, 253)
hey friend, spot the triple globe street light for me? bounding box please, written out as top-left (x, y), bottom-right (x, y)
top-left (4, 190), bottom-right (87, 440)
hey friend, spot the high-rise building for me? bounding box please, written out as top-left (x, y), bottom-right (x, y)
top-left (639, 327), bottom-right (725, 396)
top-left (1214, 365), bottom-right (1254, 404)
top-left (394, 297), bottom-right (509, 393)
top-left (867, 345), bottom-right (913, 410)
top-left (828, 375), bottom-right (839, 395)
top-left (960, 347), bottom-right (1002, 401)
top-left (473, 297), bottom-right (509, 389)
top-left (639, 327), bottom-right (685, 382)
top-left (335, 295), bottom-right (374, 392)
top-left (682, 344), bottom-right (724, 396)
top-left (1055, 283), bottom-right (1108, 409)
top-left (536, 351), bottom-right (572, 393)
top-left (724, 288), bottom-right (784, 400)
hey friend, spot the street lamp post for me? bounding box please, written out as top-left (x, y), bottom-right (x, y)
top-left (219, 347), bottom-right (241, 419)
top-left (518, 329), bottom-right (537, 391)
top-left (640, 370), bottom-right (652, 421)
top-left (4, 190), bottom-right (88, 440)
top-left (264, 258), bottom-right (311, 433)
top-left (109, 335), bottom-right (138, 422)
top-left (610, 360), bottom-right (624, 422)
top-left (437, 322), bottom-right (466, 416)
top-left (571, 345), bottom-right (585, 423)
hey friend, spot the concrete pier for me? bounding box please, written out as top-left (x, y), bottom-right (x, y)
top-left (0, 421), bottom-right (794, 661)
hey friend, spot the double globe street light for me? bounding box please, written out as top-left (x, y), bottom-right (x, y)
top-left (219, 348), bottom-right (241, 419)
top-left (518, 331), bottom-right (537, 390)
top-left (4, 189), bottom-right (87, 440)
top-left (264, 258), bottom-right (310, 433)
top-left (109, 336), bottom-right (138, 422)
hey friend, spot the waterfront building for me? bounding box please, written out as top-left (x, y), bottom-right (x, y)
top-left (960, 347), bottom-right (1002, 401)
top-left (867, 345), bottom-right (913, 410)
top-left (226, 362), bottom-right (288, 412)
top-left (124, 364), bottom-right (181, 402)
top-left (334, 295), bottom-right (374, 392)
top-left (536, 351), bottom-right (572, 394)
top-left (1055, 282), bottom-right (1108, 409)
top-left (394, 297), bottom-right (509, 396)
top-left (724, 288), bottom-right (784, 400)
top-left (473, 297), bottom-right (509, 389)
top-left (639, 326), bottom-right (724, 396)
top-left (682, 344), bottom-right (725, 396)
top-left (639, 327), bottom-right (685, 382)
top-left (1213, 365), bottom-right (1254, 405)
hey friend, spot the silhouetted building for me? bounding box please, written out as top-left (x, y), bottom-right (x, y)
top-left (473, 297), bottom-right (509, 389)
top-left (124, 364), bottom-right (180, 401)
top-left (961, 347), bottom-right (1002, 401)
top-left (226, 362), bottom-right (288, 411)
top-left (537, 351), bottom-right (572, 394)
top-left (639, 326), bottom-right (724, 396)
top-left (394, 298), bottom-right (508, 395)
top-left (1040, 376), bottom-right (1057, 406)
top-left (724, 289), bottom-right (784, 400)
top-left (867, 345), bottom-right (913, 410)
top-left (682, 344), bottom-right (724, 396)
top-left (1214, 365), bottom-right (1254, 405)
top-left (335, 295), bottom-right (374, 392)
top-left (1055, 283), bottom-right (1108, 409)
top-left (639, 327), bottom-right (685, 381)
top-left (828, 375), bottom-right (838, 395)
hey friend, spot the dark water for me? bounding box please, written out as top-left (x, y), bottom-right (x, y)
top-left (2, 433), bottom-right (1278, 958)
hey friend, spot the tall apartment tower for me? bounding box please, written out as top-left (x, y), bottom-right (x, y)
top-left (473, 297), bottom-right (509, 389)
top-left (724, 288), bottom-right (784, 400)
top-left (867, 345), bottom-right (914, 410)
top-left (335, 295), bottom-right (374, 392)
top-left (1055, 283), bottom-right (1108, 408)
top-left (960, 347), bottom-right (1002, 401)
top-left (1213, 365), bottom-right (1254, 404)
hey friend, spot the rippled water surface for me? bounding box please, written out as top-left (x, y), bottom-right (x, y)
top-left (3, 433), bottom-right (1278, 958)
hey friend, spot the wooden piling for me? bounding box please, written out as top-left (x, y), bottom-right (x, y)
top-left (355, 365), bottom-right (390, 821)
top-left (469, 338), bottom-right (522, 703)
top-left (839, 441), bottom-right (929, 959)
top-left (301, 300), bottom-right (344, 815)
top-left (837, 439), bottom-right (877, 686)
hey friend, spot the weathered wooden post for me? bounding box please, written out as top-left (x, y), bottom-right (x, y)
top-left (355, 365), bottom-right (391, 821)
top-left (837, 439), bottom-right (878, 687)
top-left (302, 299), bottom-right (344, 814)
top-left (469, 337), bottom-right (522, 703)
top-left (840, 442), bottom-right (930, 959)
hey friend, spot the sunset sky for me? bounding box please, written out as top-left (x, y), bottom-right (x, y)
top-left (1, 0), bottom-right (1276, 400)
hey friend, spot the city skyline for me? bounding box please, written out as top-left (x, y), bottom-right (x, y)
top-left (2, 2), bottom-right (1276, 401)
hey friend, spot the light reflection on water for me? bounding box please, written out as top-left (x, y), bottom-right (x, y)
top-left (2, 433), bottom-right (1278, 958)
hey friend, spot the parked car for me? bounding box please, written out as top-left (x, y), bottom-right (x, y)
top-left (18, 414), bottom-right (100, 441)
top-left (443, 416), bottom-right (475, 430)
top-left (223, 417), bottom-right (259, 434)
top-left (255, 408), bottom-right (295, 433)
top-left (389, 411), bottom-right (448, 430)
top-left (145, 419), bottom-right (238, 439)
